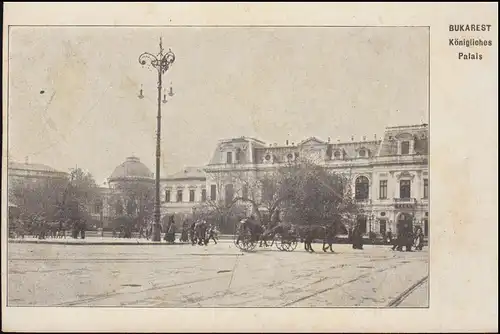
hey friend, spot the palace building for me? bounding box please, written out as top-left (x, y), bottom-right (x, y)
top-left (164, 123), bottom-right (429, 237)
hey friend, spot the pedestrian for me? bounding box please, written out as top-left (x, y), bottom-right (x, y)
top-left (414, 227), bottom-right (425, 251)
top-left (207, 224), bottom-right (218, 245)
top-left (387, 229), bottom-right (393, 244)
top-left (322, 224), bottom-right (335, 253)
top-left (352, 225), bottom-right (364, 250)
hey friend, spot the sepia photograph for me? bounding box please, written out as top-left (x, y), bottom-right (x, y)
top-left (5, 25), bottom-right (430, 309)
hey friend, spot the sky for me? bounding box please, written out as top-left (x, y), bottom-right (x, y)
top-left (7, 26), bottom-right (429, 185)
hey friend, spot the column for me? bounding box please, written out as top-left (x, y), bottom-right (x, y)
top-left (389, 172), bottom-right (396, 199)
top-left (415, 171), bottom-right (422, 200)
top-left (371, 172), bottom-right (378, 201)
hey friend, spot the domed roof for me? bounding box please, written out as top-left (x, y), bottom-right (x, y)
top-left (109, 156), bottom-right (153, 181)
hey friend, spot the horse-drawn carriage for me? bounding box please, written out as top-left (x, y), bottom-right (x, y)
top-left (233, 219), bottom-right (299, 252)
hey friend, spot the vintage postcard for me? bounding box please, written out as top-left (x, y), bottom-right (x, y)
top-left (2, 3), bottom-right (497, 333)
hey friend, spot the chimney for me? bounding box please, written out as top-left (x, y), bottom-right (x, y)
top-left (363, 136), bottom-right (366, 141)
top-left (328, 137), bottom-right (331, 143)
top-left (351, 136), bottom-right (354, 141)
top-left (24, 156), bottom-right (29, 164)
top-left (337, 139), bottom-right (340, 143)
top-left (286, 140), bottom-right (289, 146)
top-left (374, 134), bottom-right (377, 140)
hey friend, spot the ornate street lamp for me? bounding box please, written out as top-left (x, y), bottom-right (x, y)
top-left (138, 37), bottom-right (176, 242)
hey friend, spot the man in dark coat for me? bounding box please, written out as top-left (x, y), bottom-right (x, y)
top-left (352, 225), bottom-right (364, 250)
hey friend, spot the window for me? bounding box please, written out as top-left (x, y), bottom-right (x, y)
top-left (334, 151), bottom-right (341, 159)
top-left (400, 180), bottom-right (411, 199)
top-left (379, 180), bottom-right (388, 199)
top-left (165, 190), bottom-right (171, 202)
top-left (423, 179), bottom-right (429, 199)
top-left (262, 182), bottom-right (274, 202)
top-left (189, 189), bottom-right (195, 202)
top-left (359, 149), bottom-right (366, 157)
top-left (242, 185), bottom-right (248, 199)
top-left (126, 200), bottom-right (136, 215)
top-left (423, 219), bottom-right (429, 237)
top-left (176, 189), bottom-right (183, 203)
top-left (201, 189), bottom-right (207, 202)
top-left (226, 152), bottom-right (233, 164)
top-left (225, 184), bottom-right (234, 206)
top-left (401, 141), bottom-right (410, 155)
top-left (210, 185), bottom-right (217, 200)
top-left (115, 200), bottom-right (123, 215)
top-left (235, 148), bottom-right (241, 163)
top-left (355, 176), bottom-right (369, 200)
top-left (94, 201), bottom-right (102, 214)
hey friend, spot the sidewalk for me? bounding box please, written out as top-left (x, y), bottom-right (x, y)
top-left (8, 237), bottom-right (215, 246)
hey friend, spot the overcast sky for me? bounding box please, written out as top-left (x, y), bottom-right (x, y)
top-left (8, 26), bottom-right (428, 184)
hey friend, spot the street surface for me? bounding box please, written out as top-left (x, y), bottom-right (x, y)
top-left (7, 240), bottom-right (428, 307)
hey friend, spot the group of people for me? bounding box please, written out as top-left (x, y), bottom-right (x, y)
top-left (9, 213), bottom-right (87, 240)
top-left (387, 226), bottom-right (425, 252)
top-left (125, 217), bottom-right (219, 245)
top-left (188, 219), bottom-right (219, 246)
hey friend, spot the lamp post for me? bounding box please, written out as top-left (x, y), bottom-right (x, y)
top-left (138, 37), bottom-right (176, 242)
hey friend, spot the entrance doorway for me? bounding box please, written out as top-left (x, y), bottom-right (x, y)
top-left (357, 215), bottom-right (367, 234)
top-left (397, 213), bottom-right (413, 236)
top-left (379, 219), bottom-right (387, 236)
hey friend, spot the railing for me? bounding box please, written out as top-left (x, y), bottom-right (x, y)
top-left (394, 197), bottom-right (417, 203)
top-left (355, 198), bottom-right (372, 204)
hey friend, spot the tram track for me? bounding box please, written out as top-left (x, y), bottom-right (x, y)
top-left (179, 256), bottom-right (415, 308)
top-left (386, 275), bottom-right (428, 307)
top-left (281, 256), bottom-right (404, 307)
top-left (10, 245), bottom-right (427, 308)
top-left (50, 254), bottom-right (319, 307)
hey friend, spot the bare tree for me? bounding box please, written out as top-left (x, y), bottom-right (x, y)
top-left (9, 177), bottom-right (68, 221)
top-left (109, 181), bottom-right (155, 233)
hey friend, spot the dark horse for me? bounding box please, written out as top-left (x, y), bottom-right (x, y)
top-left (297, 224), bottom-right (337, 253)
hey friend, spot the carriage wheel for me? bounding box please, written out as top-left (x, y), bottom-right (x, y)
top-left (234, 233), bottom-right (255, 252)
top-left (287, 239), bottom-right (298, 251)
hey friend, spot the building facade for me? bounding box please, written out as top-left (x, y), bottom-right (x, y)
top-left (7, 161), bottom-right (69, 185)
top-left (202, 124), bottom-right (429, 237)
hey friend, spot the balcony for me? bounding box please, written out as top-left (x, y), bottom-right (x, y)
top-left (355, 198), bottom-right (372, 205)
top-left (394, 197), bottom-right (417, 208)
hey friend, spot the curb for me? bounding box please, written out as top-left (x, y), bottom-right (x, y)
top-left (8, 239), bottom-right (198, 246)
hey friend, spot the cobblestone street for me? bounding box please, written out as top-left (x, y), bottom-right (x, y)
top-left (7, 241), bottom-right (428, 308)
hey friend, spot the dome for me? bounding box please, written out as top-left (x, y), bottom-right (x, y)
top-left (109, 156), bottom-right (154, 182)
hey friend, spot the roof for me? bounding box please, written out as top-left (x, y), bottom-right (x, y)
top-left (8, 161), bottom-right (66, 174)
top-left (329, 140), bottom-right (382, 158)
top-left (297, 137), bottom-right (328, 146)
top-left (109, 156), bottom-right (153, 180)
top-left (165, 166), bottom-right (206, 180)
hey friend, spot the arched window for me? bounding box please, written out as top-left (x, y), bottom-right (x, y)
top-left (355, 176), bottom-right (369, 200)
top-left (334, 150), bottom-right (341, 159)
